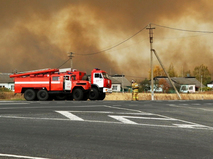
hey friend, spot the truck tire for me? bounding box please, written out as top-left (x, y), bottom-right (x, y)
top-left (73, 88), bottom-right (84, 100)
top-left (37, 89), bottom-right (49, 101)
top-left (24, 89), bottom-right (36, 101)
top-left (89, 88), bottom-right (99, 100)
top-left (98, 92), bottom-right (106, 100)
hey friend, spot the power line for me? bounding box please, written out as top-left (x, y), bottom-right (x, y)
top-left (57, 58), bottom-right (70, 69)
top-left (152, 23), bottom-right (213, 33)
top-left (75, 24), bottom-right (149, 56)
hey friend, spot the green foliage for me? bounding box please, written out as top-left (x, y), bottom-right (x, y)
top-left (193, 64), bottom-right (211, 85)
top-left (201, 87), bottom-right (213, 91)
top-left (139, 78), bottom-right (150, 92)
top-left (0, 87), bottom-right (12, 92)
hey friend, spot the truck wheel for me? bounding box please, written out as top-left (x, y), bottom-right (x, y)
top-left (89, 88), bottom-right (99, 100)
top-left (73, 88), bottom-right (84, 100)
top-left (37, 89), bottom-right (49, 101)
top-left (24, 89), bottom-right (36, 101)
top-left (98, 93), bottom-right (106, 100)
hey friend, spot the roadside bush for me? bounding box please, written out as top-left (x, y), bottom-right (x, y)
top-left (0, 87), bottom-right (12, 92)
top-left (201, 87), bottom-right (213, 92)
top-left (0, 92), bottom-right (6, 99)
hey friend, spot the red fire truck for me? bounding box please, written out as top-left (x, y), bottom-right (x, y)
top-left (67, 68), bottom-right (112, 100)
top-left (9, 68), bottom-right (91, 101)
top-left (10, 68), bottom-right (112, 101)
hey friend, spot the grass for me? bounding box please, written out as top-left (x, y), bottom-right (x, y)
top-left (105, 92), bottom-right (213, 100)
top-left (1, 92), bottom-right (213, 101)
top-left (0, 92), bottom-right (25, 101)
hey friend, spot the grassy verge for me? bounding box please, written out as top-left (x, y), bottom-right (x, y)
top-left (105, 92), bottom-right (213, 100)
top-left (1, 92), bottom-right (213, 101)
top-left (0, 92), bottom-right (25, 101)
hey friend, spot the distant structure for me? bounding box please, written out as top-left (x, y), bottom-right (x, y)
top-left (109, 74), bottom-right (131, 92)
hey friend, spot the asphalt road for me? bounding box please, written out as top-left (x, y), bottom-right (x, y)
top-left (0, 100), bottom-right (213, 159)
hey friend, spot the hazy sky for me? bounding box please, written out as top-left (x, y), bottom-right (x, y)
top-left (1, 0), bottom-right (213, 80)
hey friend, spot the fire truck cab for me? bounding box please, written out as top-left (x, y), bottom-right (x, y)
top-left (10, 69), bottom-right (91, 101)
top-left (61, 68), bottom-right (112, 100)
top-left (89, 68), bottom-right (112, 100)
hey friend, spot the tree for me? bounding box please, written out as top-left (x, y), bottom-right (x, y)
top-left (193, 64), bottom-right (211, 85)
top-left (148, 65), bottom-right (166, 79)
top-left (168, 63), bottom-right (177, 77)
top-left (183, 70), bottom-right (191, 77)
top-left (139, 78), bottom-right (150, 92)
top-left (158, 79), bottom-right (170, 93)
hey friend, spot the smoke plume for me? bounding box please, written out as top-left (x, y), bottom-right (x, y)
top-left (1, 0), bottom-right (213, 80)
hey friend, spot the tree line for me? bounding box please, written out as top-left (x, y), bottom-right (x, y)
top-left (148, 63), bottom-right (211, 85)
top-left (139, 63), bottom-right (212, 92)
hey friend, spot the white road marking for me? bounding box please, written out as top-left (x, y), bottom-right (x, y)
top-left (109, 115), bottom-right (177, 125)
top-left (168, 104), bottom-right (213, 111)
top-left (0, 153), bottom-right (50, 159)
top-left (0, 105), bottom-right (105, 110)
top-left (104, 105), bottom-right (142, 113)
top-left (173, 124), bottom-right (209, 129)
top-left (56, 111), bottom-right (84, 121)
top-left (1, 103), bottom-right (213, 130)
top-left (0, 103), bottom-right (29, 105)
top-left (109, 115), bottom-right (138, 124)
top-left (53, 110), bottom-right (213, 130)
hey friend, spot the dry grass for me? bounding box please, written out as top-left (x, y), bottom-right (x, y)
top-left (0, 92), bottom-right (24, 100)
top-left (105, 92), bottom-right (213, 100)
top-left (1, 92), bottom-right (213, 101)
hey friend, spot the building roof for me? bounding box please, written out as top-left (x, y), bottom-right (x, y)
top-left (109, 77), bottom-right (121, 84)
top-left (110, 75), bottom-right (131, 87)
top-left (207, 81), bottom-right (213, 84)
top-left (0, 74), bottom-right (13, 83)
top-left (154, 76), bottom-right (204, 88)
top-left (171, 77), bottom-right (204, 87)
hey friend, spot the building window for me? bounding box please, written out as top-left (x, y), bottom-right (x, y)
top-left (11, 85), bottom-right (14, 91)
top-left (112, 85), bottom-right (117, 91)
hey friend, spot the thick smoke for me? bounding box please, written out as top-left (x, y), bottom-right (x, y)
top-left (0, 0), bottom-right (213, 80)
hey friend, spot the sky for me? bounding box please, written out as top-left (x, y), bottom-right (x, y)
top-left (1, 0), bottom-right (213, 80)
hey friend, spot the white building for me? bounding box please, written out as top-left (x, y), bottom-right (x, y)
top-left (207, 81), bottom-right (213, 88)
top-left (0, 74), bottom-right (14, 91)
top-left (109, 75), bottom-right (131, 92)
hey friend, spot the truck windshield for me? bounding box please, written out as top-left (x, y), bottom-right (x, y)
top-left (102, 73), bottom-right (109, 79)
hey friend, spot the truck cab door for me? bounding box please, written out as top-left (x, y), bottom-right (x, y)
top-left (94, 73), bottom-right (103, 87)
top-left (64, 75), bottom-right (72, 91)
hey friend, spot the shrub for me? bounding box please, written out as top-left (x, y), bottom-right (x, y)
top-left (201, 87), bottom-right (213, 92)
top-left (0, 87), bottom-right (12, 92)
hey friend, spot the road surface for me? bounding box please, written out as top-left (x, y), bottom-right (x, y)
top-left (0, 100), bottom-right (213, 159)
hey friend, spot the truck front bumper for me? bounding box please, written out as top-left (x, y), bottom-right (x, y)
top-left (103, 87), bottom-right (112, 93)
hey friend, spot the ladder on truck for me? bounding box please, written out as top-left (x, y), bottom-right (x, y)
top-left (10, 68), bottom-right (59, 78)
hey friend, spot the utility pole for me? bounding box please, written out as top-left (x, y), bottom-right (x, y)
top-left (146, 24), bottom-right (155, 100)
top-left (122, 73), bottom-right (124, 93)
top-left (68, 52), bottom-right (74, 70)
top-left (152, 49), bottom-right (182, 100)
